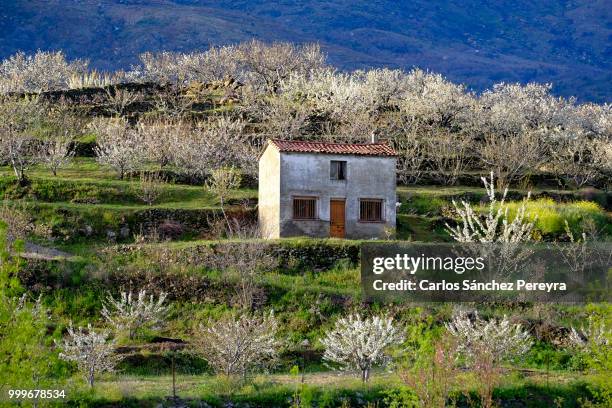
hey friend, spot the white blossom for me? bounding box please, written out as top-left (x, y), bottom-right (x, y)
top-left (104, 86), bottom-right (142, 117)
top-left (478, 128), bottom-right (547, 188)
top-left (0, 95), bottom-right (45, 183)
top-left (550, 134), bottom-right (611, 188)
top-left (37, 135), bottom-right (75, 177)
top-left (0, 51), bottom-right (88, 94)
top-left (445, 311), bottom-right (532, 364)
top-left (91, 117), bottom-right (145, 179)
top-left (237, 40), bottom-right (326, 93)
top-left (363, 68), bottom-right (411, 109)
top-left (172, 117), bottom-right (256, 178)
top-left (101, 289), bottom-right (169, 340)
top-left (68, 69), bottom-right (118, 90)
top-left (56, 323), bottom-right (118, 387)
top-left (568, 316), bottom-right (610, 349)
top-left (136, 46), bottom-right (241, 85)
top-left (195, 312), bottom-right (281, 377)
top-left (445, 172), bottom-right (535, 277)
top-left (445, 172), bottom-right (534, 244)
top-left (320, 314), bottom-right (404, 382)
top-left (401, 68), bottom-right (476, 130)
top-left (423, 130), bottom-right (473, 185)
top-left (137, 119), bottom-right (188, 169)
top-left (205, 167), bottom-right (243, 237)
top-left (476, 82), bottom-right (570, 136)
top-left (37, 98), bottom-right (82, 176)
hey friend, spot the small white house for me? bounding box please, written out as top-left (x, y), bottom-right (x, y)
top-left (258, 139), bottom-right (397, 239)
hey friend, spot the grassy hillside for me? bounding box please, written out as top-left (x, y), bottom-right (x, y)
top-left (1, 159), bottom-right (611, 405)
top-left (0, 63), bottom-right (610, 406)
top-left (3, 158), bottom-right (608, 250)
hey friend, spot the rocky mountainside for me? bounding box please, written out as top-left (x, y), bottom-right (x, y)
top-left (1, 0), bottom-right (610, 101)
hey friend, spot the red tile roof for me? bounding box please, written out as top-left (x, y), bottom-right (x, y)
top-left (268, 139), bottom-right (397, 157)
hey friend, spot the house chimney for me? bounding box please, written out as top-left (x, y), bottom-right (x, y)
top-left (370, 131), bottom-right (379, 144)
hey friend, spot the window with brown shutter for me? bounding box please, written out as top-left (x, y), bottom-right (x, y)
top-left (293, 197), bottom-right (317, 219)
top-left (359, 199), bottom-right (383, 222)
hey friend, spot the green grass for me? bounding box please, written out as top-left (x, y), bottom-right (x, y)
top-left (398, 185), bottom-right (487, 197)
top-left (69, 370), bottom-right (601, 407)
top-left (9, 228), bottom-right (610, 407)
top-left (0, 173), bottom-right (255, 211)
top-left (396, 214), bottom-right (452, 242)
top-left (0, 157), bottom-right (116, 180)
top-left (1, 160), bottom-right (258, 245)
top-left (398, 184), bottom-right (606, 196)
top-left (497, 198), bottom-right (611, 236)
top-left (3, 161), bottom-right (608, 246)
top-left (1, 96), bottom-right (611, 407)
top-left (84, 372), bottom-right (394, 407)
top-left (132, 236), bottom-right (365, 254)
top-left (399, 195), bottom-right (450, 216)
top-left (262, 269), bottom-right (359, 297)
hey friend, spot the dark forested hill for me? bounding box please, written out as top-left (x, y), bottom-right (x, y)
top-left (1, 0), bottom-right (610, 101)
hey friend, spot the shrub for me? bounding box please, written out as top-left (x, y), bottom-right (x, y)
top-left (91, 117), bottom-right (145, 179)
top-left (447, 172), bottom-right (535, 243)
top-left (102, 289), bottom-right (169, 340)
top-left (135, 171), bottom-right (165, 206)
top-left (320, 313), bottom-right (405, 382)
top-left (0, 255), bottom-right (68, 392)
top-left (56, 323), bottom-right (120, 388)
top-left (446, 311), bottom-right (532, 408)
top-left (398, 336), bottom-right (460, 408)
top-left (499, 199), bottom-right (610, 236)
top-left (194, 311), bottom-right (281, 377)
top-left (158, 220), bottom-right (184, 240)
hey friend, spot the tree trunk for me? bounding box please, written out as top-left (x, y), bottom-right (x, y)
top-left (10, 158), bottom-right (27, 186)
top-left (361, 367), bottom-right (369, 383)
top-left (219, 196), bottom-right (234, 237)
top-left (17, 168), bottom-right (28, 186)
top-left (172, 354), bottom-right (177, 400)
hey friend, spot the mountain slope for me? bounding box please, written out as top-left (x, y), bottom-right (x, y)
top-left (0, 0), bottom-right (610, 101)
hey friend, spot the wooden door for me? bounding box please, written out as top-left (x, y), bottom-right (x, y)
top-left (330, 199), bottom-right (345, 238)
